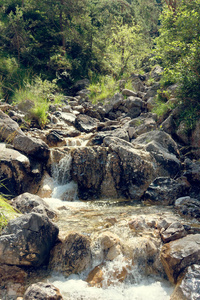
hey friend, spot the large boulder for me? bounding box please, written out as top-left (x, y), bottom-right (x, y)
top-left (143, 177), bottom-right (190, 205)
top-left (160, 234), bottom-right (200, 283)
top-left (0, 110), bottom-right (23, 143)
top-left (104, 137), bottom-right (156, 200)
top-left (75, 114), bottom-right (99, 133)
top-left (0, 213), bottom-right (59, 266)
top-left (132, 130), bottom-right (181, 177)
top-left (49, 232), bottom-right (92, 276)
top-left (124, 96), bottom-right (145, 119)
top-left (23, 282), bottom-right (63, 300)
top-left (0, 143), bottom-right (39, 196)
top-left (175, 196), bottom-right (200, 221)
top-left (171, 264), bottom-right (200, 300)
top-left (13, 135), bottom-right (50, 161)
top-left (11, 192), bottom-right (56, 219)
top-left (71, 146), bottom-right (108, 199)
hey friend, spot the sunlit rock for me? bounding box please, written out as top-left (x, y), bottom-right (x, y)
top-left (23, 282), bottom-right (63, 300)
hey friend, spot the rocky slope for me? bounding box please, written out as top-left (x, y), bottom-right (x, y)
top-left (0, 71), bottom-right (200, 299)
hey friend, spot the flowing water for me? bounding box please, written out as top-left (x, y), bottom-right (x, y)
top-left (41, 150), bottom-right (177, 300)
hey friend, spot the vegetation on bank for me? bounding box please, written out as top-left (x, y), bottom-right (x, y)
top-left (0, 195), bottom-right (19, 232)
top-left (0, 0), bottom-right (199, 130)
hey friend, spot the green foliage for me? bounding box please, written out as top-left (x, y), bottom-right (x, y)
top-left (0, 195), bottom-right (19, 232)
top-left (155, 0), bottom-right (200, 129)
top-left (89, 75), bottom-right (119, 103)
top-left (13, 76), bottom-right (63, 128)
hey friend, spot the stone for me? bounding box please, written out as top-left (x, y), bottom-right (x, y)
top-left (143, 83), bottom-right (160, 101)
top-left (0, 212), bottom-right (59, 266)
top-left (75, 114), bottom-right (99, 133)
top-left (49, 232), bottom-right (92, 276)
top-left (56, 111), bottom-right (76, 125)
top-left (175, 196), bottom-right (200, 221)
top-left (23, 282), bottom-right (63, 300)
top-left (160, 234), bottom-right (200, 283)
top-left (191, 119), bottom-right (200, 159)
top-left (0, 264), bottom-right (28, 299)
top-left (0, 110), bottom-right (23, 143)
top-left (11, 192), bottom-right (56, 219)
top-left (45, 130), bottom-right (66, 147)
top-left (160, 222), bottom-right (187, 243)
top-left (124, 96), bottom-right (145, 119)
top-left (132, 130), bottom-right (181, 177)
top-left (143, 177), bottom-right (190, 205)
top-left (172, 264), bottom-right (200, 300)
top-left (122, 89), bottom-right (137, 97)
top-left (104, 136), bottom-right (156, 200)
top-left (0, 143), bottom-right (39, 196)
top-left (150, 65), bottom-right (163, 81)
top-left (13, 135), bottom-right (50, 161)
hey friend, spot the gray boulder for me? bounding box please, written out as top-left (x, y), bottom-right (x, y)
top-left (143, 177), bottom-right (190, 205)
top-left (11, 192), bottom-right (56, 219)
top-left (132, 130), bottom-right (181, 177)
top-left (75, 114), bottom-right (99, 133)
top-left (24, 282), bottom-right (63, 300)
top-left (124, 96), bottom-right (145, 119)
top-left (13, 135), bottom-right (50, 161)
top-left (0, 213), bottom-right (59, 266)
top-left (0, 109), bottom-right (23, 142)
top-left (160, 234), bottom-right (200, 283)
top-left (49, 232), bottom-right (92, 276)
top-left (175, 196), bottom-right (200, 221)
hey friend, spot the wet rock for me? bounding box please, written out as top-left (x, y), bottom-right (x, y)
top-left (171, 264), bottom-right (200, 300)
top-left (128, 216), bottom-right (148, 231)
top-left (0, 109), bottom-right (23, 143)
top-left (11, 192), bottom-right (56, 219)
top-left (72, 146), bottom-right (107, 199)
top-left (45, 130), bottom-right (66, 147)
top-left (49, 232), bottom-right (92, 276)
top-left (0, 264), bottom-right (28, 299)
top-left (175, 196), bottom-right (200, 221)
top-left (160, 222), bottom-right (187, 243)
top-left (160, 234), bottom-right (200, 283)
top-left (75, 114), bottom-right (99, 133)
top-left (86, 260), bottom-right (129, 288)
top-left (132, 130), bottom-right (181, 177)
top-left (0, 212), bottom-right (59, 266)
top-left (0, 143), bottom-right (39, 196)
top-left (13, 135), bottom-right (50, 161)
top-left (23, 282), bottom-right (63, 300)
top-left (104, 136), bottom-right (156, 200)
top-left (96, 231), bottom-right (121, 261)
top-left (143, 177), bottom-right (190, 205)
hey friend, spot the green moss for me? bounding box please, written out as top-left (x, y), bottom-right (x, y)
top-left (0, 196), bottom-right (20, 232)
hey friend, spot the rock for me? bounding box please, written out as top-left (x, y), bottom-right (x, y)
top-left (125, 113), bottom-right (157, 139)
top-left (146, 97), bottom-right (156, 110)
top-left (72, 78), bottom-right (90, 94)
top-left (128, 216), bottom-right (148, 231)
top-left (0, 143), bottom-right (39, 196)
top-left (75, 114), bottom-right (99, 133)
top-left (56, 111), bottom-right (76, 125)
top-left (0, 264), bottom-right (28, 299)
top-left (160, 222), bottom-right (187, 243)
top-left (132, 130), bottom-right (181, 177)
top-left (143, 177), bottom-right (190, 205)
top-left (104, 136), bottom-right (156, 200)
top-left (191, 119), bottom-right (200, 158)
top-left (13, 135), bottom-right (50, 161)
top-left (122, 89), bottom-right (137, 97)
top-left (23, 282), bottom-right (63, 300)
top-left (124, 96), bottom-right (145, 119)
top-left (132, 78), bottom-right (146, 92)
top-left (160, 114), bottom-right (176, 135)
top-left (96, 231), bottom-right (121, 261)
top-left (150, 65), bottom-right (163, 81)
top-left (86, 260), bottom-right (129, 288)
top-left (11, 192), bottom-right (56, 219)
top-left (72, 146), bottom-right (108, 199)
top-left (176, 121), bottom-right (190, 144)
top-left (171, 264), bottom-right (200, 300)
top-left (160, 234), bottom-right (200, 283)
top-left (144, 83), bottom-right (160, 101)
top-left (17, 99), bottom-right (35, 113)
top-left (183, 159), bottom-right (200, 198)
top-left (45, 130), bottom-right (66, 147)
top-left (0, 213), bottom-right (59, 266)
top-left (49, 232), bottom-right (92, 276)
top-left (0, 110), bottom-right (23, 143)
top-left (175, 196), bottom-right (200, 221)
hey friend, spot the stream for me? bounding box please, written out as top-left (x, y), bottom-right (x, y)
top-left (39, 150), bottom-right (179, 300)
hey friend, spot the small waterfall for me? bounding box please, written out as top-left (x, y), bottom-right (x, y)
top-left (50, 151), bottom-right (78, 201)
